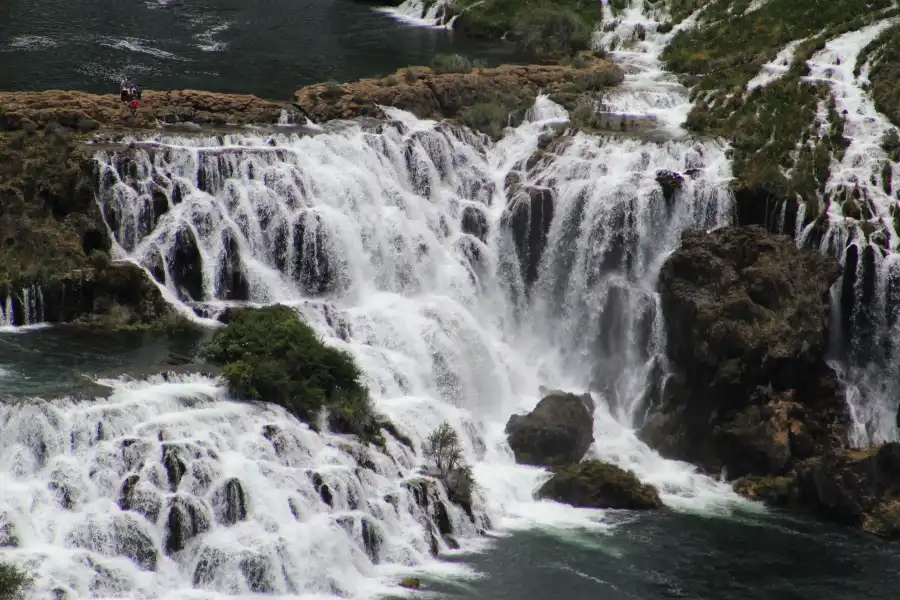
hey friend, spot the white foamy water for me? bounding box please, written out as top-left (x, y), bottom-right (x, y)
top-left (0, 2), bottom-right (767, 597)
top-left (0, 286), bottom-right (47, 332)
top-left (596, 0), bottom-right (706, 136)
top-left (377, 0), bottom-right (456, 29)
top-left (746, 37), bottom-right (807, 91)
top-left (801, 19), bottom-right (900, 444)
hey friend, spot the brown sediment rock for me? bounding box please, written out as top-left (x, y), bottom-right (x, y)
top-left (293, 56), bottom-right (624, 123)
top-left (0, 89), bottom-right (288, 131)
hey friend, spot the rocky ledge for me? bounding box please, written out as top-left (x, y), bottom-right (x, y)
top-left (640, 224), bottom-right (900, 538)
top-left (293, 54), bottom-right (623, 124)
top-left (0, 89), bottom-right (288, 132)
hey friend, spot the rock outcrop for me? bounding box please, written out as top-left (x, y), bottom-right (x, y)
top-left (537, 460), bottom-right (663, 510)
top-left (505, 391), bottom-right (595, 466)
top-left (641, 225), bottom-right (848, 479)
top-left (0, 89), bottom-right (288, 132)
top-left (736, 443), bottom-right (900, 538)
top-left (293, 56), bottom-right (623, 123)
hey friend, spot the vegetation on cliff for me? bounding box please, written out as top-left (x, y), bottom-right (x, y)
top-left (201, 306), bottom-right (384, 445)
top-left (424, 421), bottom-right (477, 513)
top-left (660, 0), bottom-right (897, 213)
top-left (452, 0), bottom-right (598, 58)
top-left (0, 563), bottom-right (31, 600)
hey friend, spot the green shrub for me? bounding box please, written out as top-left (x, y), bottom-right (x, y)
top-left (201, 306), bottom-right (381, 442)
top-left (459, 103), bottom-right (512, 139)
top-left (510, 5), bottom-right (591, 58)
top-left (403, 69), bottom-right (417, 84)
top-left (430, 54), bottom-right (474, 74)
top-left (0, 563), bottom-right (31, 600)
top-left (88, 248), bottom-right (112, 271)
top-left (424, 422), bottom-right (476, 512)
top-left (382, 74), bottom-right (399, 86)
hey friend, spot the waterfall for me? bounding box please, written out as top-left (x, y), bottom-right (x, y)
top-left (0, 2), bottom-right (764, 598)
top-left (799, 19), bottom-right (900, 444)
top-left (0, 285), bottom-right (47, 331)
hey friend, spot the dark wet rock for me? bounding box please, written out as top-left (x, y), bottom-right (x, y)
top-left (642, 226), bottom-right (848, 479)
top-left (502, 185), bottom-right (555, 288)
top-left (735, 442), bottom-right (900, 539)
top-left (67, 514), bottom-right (159, 571)
top-left (537, 460), bottom-right (663, 510)
top-left (505, 391), bottom-right (594, 467)
top-left (655, 169), bottom-right (683, 208)
top-left (311, 472), bottom-right (334, 507)
top-left (172, 226), bottom-right (205, 302)
top-left (240, 553), bottom-right (277, 593)
top-left (164, 495), bottom-right (211, 555)
top-left (212, 477), bottom-right (248, 526)
top-left (215, 228), bottom-right (249, 301)
top-left (460, 205), bottom-right (488, 242)
top-left (162, 444), bottom-right (188, 492)
top-left (292, 210), bottom-right (343, 295)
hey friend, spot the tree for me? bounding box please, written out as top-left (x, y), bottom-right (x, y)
top-left (424, 422), bottom-right (476, 512)
top-left (0, 563), bottom-right (31, 600)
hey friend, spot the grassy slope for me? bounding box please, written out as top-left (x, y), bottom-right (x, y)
top-left (660, 0), bottom-right (897, 205)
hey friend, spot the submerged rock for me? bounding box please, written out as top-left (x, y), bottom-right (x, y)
top-left (505, 392), bottom-right (594, 467)
top-left (642, 226), bottom-right (848, 479)
top-left (537, 460), bottom-right (662, 510)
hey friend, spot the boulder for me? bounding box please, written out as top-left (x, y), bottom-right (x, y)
top-left (505, 392), bottom-right (594, 466)
top-left (641, 225), bottom-right (848, 479)
top-left (536, 460), bottom-right (662, 509)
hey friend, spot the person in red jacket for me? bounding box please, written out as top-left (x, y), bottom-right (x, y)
top-left (130, 97), bottom-right (140, 117)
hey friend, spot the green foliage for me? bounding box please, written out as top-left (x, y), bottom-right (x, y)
top-left (868, 25), bottom-right (900, 128)
top-left (458, 102), bottom-right (512, 139)
top-left (201, 306), bottom-right (380, 442)
top-left (424, 422), bottom-right (476, 510)
top-left (454, 0), bottom-right (599, 57)
top-left (0, 563), bottom-right (32, 600)
top-left (510, 5), bottom-right (592, 57)
top-left (382, 74), bottom-right (399, 87)
top-left (88, 248), bottom-right (112, 271)
top-left (430, 53), bottom-right (473, 74)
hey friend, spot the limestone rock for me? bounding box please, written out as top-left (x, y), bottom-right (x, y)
top-left (505, 392), bottom-right (594, 467)
top-left (641, 225), bottom-right (848, 478)
top-left (537, 460), bottom-right (662, 510)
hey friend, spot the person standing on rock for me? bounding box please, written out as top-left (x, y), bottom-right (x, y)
top-left (130, 96), bottom-right (140, 117)
top-left (120, 78), bottom-right (131, 103)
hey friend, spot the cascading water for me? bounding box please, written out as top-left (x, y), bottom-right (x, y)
top-left (0, 2), bottom-right (763, 598)
top-left (798, 20), bottom-right (900, 445)
top-left (0, 285), bottom-right (47, 331)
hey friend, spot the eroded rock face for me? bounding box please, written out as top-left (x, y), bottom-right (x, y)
top-left (537, 460), bottom-right (663, 510)
top-left (505, 392), bottom-right (594, 467)
top-left (735, 443), bottom-right (900, 539)
top-left (0, 89), bottom-right (287, 131)
top-left (293, 58), bottom-right (624, 123)
top-left (641, 225), bottom-right (848, 479)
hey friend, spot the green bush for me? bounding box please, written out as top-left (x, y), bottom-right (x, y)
top-left (201, 306), bottom-right (382, 443)
top-left (88, 248), bottom-right (112, 271)
top-left (430, 54), bottom-right (474, 74)
top-left (510, 5), bottom-right (592, 57)
top-left (459, 103), bottom-right (512, 139)
top-left (0, 563), bottom-right (31, 600)
top-left (424, 422), bottom-right (476, 513)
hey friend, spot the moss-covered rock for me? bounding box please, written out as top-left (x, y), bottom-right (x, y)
top-left (642, 226), bottom-right (849, 478)
top-left (733, 443), bottom-right (900, 539)
top-left (537, 460), bottom-right (663, 510)
top-left (202, 306), bottom-right (384, 445)
top-left (505, 391), bottom-right (595, 467)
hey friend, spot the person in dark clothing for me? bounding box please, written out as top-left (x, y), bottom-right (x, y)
top-left (133, 84), bottom-right (143, 100)
top-left (120, 78), bottom-right (131, 103)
